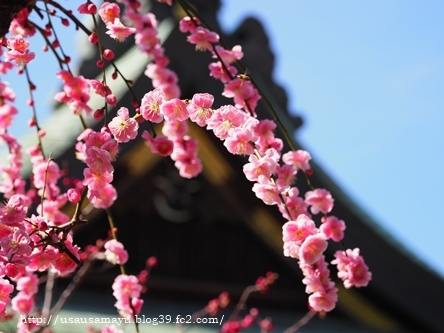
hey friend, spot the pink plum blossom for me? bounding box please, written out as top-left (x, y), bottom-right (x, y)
top-left (187, 27), bottom-right (219, 51)
top-left (282, 150), bottom-right (312, 172)
top-left (67, 188), bottom-right (81, 203)
top-left (0, 229), bottom-right (32, 258)
top-left (282, 215), bottom-right (317, 245)
top-left (213, 45), bottom-right (243, 64)
top-left (106, 19), bottom-right (136, 42)
top-left (108, 107), bottom-right (139, 143)
top-left (160, 98), bottom-right (188, 122)
top-left (308, 290), bottom-right (338, 312)
top-left (112, 274), bottom-right (142, 318)
top-left (85, 146), bottom-right (113, 174)
top-left (52, 239), bottom-right (80, 276)
top-left (305, 188), bottom-right (334, 215)
top-left (283, 242), bottom-right (300, 259)
top-left (252, 175), bottom-right (282, 205)
top-left (320, 216), bottom-right (346, 242)
top-left (83, 168), bottom-right (113, 191)
top-left (187, 93), bottom-right (214, 126)
top-left (175, 158), bottom-right (202, 179)
top-left (142, 131), bottom-right (174, 156)
top-left (0, 278), bottom-right (14, 313)
top-left (179, 17), bottom-right (200, 33)
top-left (331, 248), bottom-right (372, 288)
top-left (207, 105), bottom-right (249, 140)
top-left (279, 188), bottom-right (309, 221)
top-left (112, 274), bottom-right (142, 300)
top-left (222, 78), bottom-right (261, 111)
top-left (104, 240), bottom-right (128, 265)
top-left (243, 149), bottom-right (278, 182)
top-left (162, 120), bottom-right (188, 138)
top-left (88, 183), bottom-right (118, 209)
top-left (0, 194), bottom-right (27, 227)
top-left (299, 234), bottom-right (328, 265)
top-left (16, 274), bottom-right (39, 295)
top-left (208, 61), bottom-right (237, 83)
top-left (9, 8), bottom-right (36, 37)
top-left (223, 128), bottom-right (255, 155)
top-left (28, 248), bottom-right (58, 272)
top-left (140, 88), bottom-right (165, 123)
top-left (11, 292), bottom-right (34, 314)
top-left (4, 35), bottom-right (36, 66)
top-left (99, 2), bottom-right (120, 24)
top-left (300, 256), bottom-right (338, 312)
top-left (275, 164), bottom-right (297, 188)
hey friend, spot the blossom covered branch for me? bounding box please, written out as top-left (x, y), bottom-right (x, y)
top-left (0, 0), bottom-right (371, 332)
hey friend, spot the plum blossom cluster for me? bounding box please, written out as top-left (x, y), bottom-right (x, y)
top-left (139, 88), bottom-right (203, 178)
top-left (0, 0), bottom-right (372, 331)
top-left (54, 70), bottom-right (92, 116)
top-left (177, 13), bottom-right (371, 314)
top-left (2, 34), bottom-right (35, 67)
top-left (182, 273), bottom-right (278, 333)
top-left (0, 81), bottom-right (27, 198)
top-left (76, 128), bottom-right (118, 209)
top-left (112, 274), bottom-right (143, 320)
top-left (94, 2), bottom-right (136, 43)
top-left (109, 256), bottom-right (155, 324)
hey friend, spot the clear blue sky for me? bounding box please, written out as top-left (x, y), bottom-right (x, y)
top-left (2, 1), bottom-right (443, 278)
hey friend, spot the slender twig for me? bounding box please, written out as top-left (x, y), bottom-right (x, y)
top-left (71, 187), bottom-right (87, 222)
top-left (91, 13), bottom-right (109, 124)
top-left (176, 307), bottom-right (208, 333)
top-left (228, 285), bottom-right (258, 322)
top-left (47, 0), bottom-right (92, 35)
top-left (40, 154), bottom-right (53, 215)
top-left (28, 20), bottom-right (65, 71)
top-left (44, 2), bottom-right (71, 71)
top-left (24, 66), bottom-right (46, 157)
top-left (105, 209), bottom-right (125, 275)
top-left (49, 259), bottom-right (93, 319)
top-left (41, 270), bottom-right (56, 321)
top-left (104, 209), bottom-right (141, 332)
top-left (282, 310), bottom-right (316, 333)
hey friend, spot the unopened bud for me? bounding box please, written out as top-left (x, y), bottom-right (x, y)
top-left (88, 32), bottom-right (98, 44)
top-left (103, 49), bottom-right (115, 60)
top-left (94, 109), bottom-right (104, 120)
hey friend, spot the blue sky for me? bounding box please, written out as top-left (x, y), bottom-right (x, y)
top-left (2, 1), bottom-right (443, 278)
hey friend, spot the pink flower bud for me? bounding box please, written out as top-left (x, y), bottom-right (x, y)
top-left (87, 3), bottom-right (97, 14)
top-left (106, 94), bottom-right (116, 106)
top-left (147, 256), bottom-right (157, 267)
top-left (67, 188), bottom-right (81, 203)
top-left (28, 117), bottom-right (36, 127)
top-left (88, 32), bottom-right (98, 44)
top-left (93, 109), bottom-right (104, 120)
top-left (103, 49), bottom-right (115, 60)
